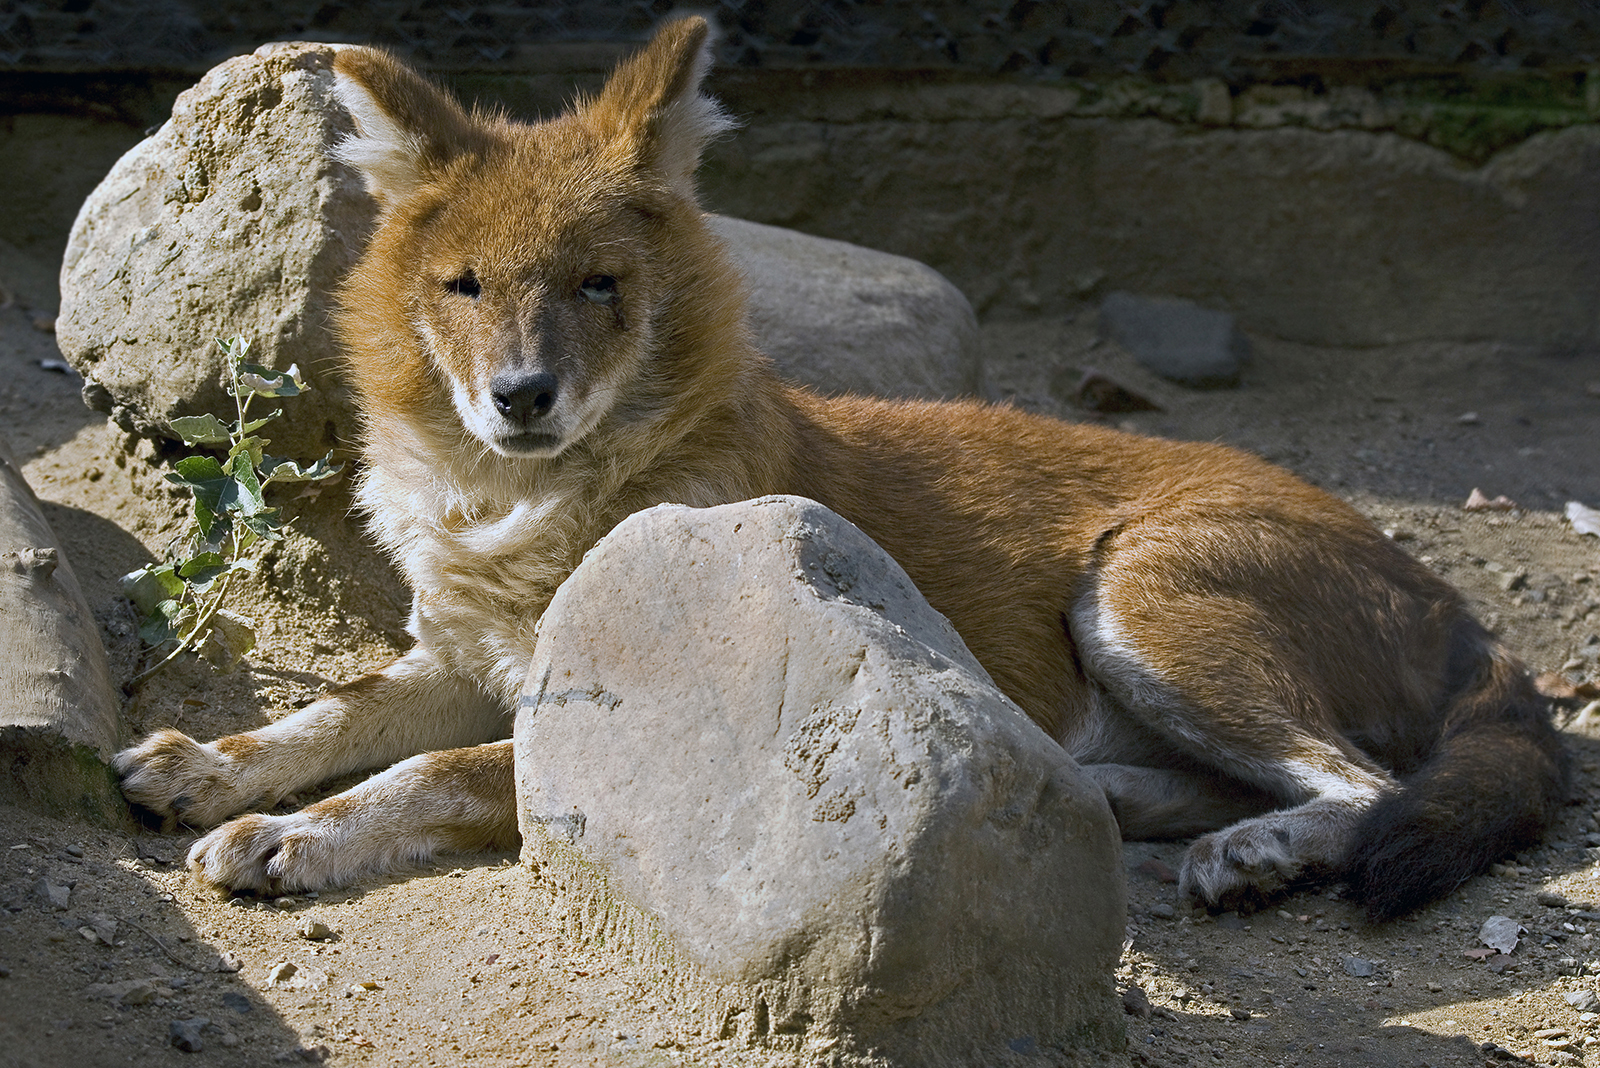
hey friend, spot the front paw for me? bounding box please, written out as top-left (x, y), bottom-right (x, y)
top-left (188, 808), bottom-right (410, 894)
top-left (115, 729), bottom-right (256, 829)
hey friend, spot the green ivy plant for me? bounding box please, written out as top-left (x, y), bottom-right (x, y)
top-left (122, 336), bottom-right (342, 685)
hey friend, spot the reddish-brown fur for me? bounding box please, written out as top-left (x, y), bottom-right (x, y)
top-left (114, 18), bottom-right (1566, 920)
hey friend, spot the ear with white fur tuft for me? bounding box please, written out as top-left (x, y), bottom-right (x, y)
top-left (331, 47), bottom-right (491, 207)
top-left (586, 16), bottom-right (735, 201)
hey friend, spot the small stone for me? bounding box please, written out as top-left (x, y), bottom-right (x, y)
top-left (1540, 891), bottom-right (1572, 908)
top-left (219, 1032), bottom-right (240, 1048)
top-left (1099, 291), bottom-right (1249, 388)
top-left (169, 1016), bottom-right (208, 1053)
top-left (1564, 989), bottom-right (1600, 1011)
top-left (1426, 981), bottom-right (1444, 992)
top-left (1217, 912), bottom-right (1247, 931)
top-left (215, 951), bottom-right (243, 973)
top-left (273, 897), bottom-right (296, 911)
top-left (1149, 903), bottom-right (1176, 920)
top-left (1343, 955), bottom-right (1376, 977)
top-left (1496, 569), bottom-right (1529, 592)
top-left (32, 878), bottom-right (69, 910)
top-left (78, 914), bottom-right (117, 945)
top-left (1229, 1007), bottom-right (1251, 1021)
top-left (1074, 370), bottom-right (1162, 414)
top-left (63, 844), bottom-right (84, 858)
top-left (1121, 985), bottom-right (1151, 1018)
top-left (221, 992), bottom-right (252, 1014)
top-left (266, 961), bottom-right (297, 987)
top-left (84, 978), bottom-right (162, 1005)
top-left (296, 919), bottom-right (335, 941)
top-left (1136, 858), bottom-right (1179, 884)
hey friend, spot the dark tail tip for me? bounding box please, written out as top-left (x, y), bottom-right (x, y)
top-left (1344, 717), bottom-right (1568, 923)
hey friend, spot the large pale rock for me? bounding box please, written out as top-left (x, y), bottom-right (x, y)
top-left (515, 496), bottom-right (1125, 1067)
top-left (0, 435), bottom-right (126, 826)
top-left (56, 42), bottom-right (366, 460)
top-left (56, 47), bottom-right (979, 458)
top-left (57, 42), bottom-right (369, 459)
top-left (707, 215), bottom-right (979, 399)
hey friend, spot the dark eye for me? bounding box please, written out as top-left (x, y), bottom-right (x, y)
top-left (446, 271), bottom-right (481, 300)
top-left (579, 275), bottom-right (618, 305)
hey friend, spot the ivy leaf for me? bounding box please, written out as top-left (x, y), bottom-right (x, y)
top-left (138, 603), bottom-right (182, 646)
top-left (121, 564), bottom-right (184, 616)
top-left (227, 435), bottom-right (265, 475)
top-left (169, 414), bottom-right (233, 446)
top-left (239, 410), bottom-right (282, 435)
top-left (199, 608), bottom-right (257, 671)
top-left (237, 362), bottom-right (308, 398)
top-left (260, 454), bottom-right (344, 485)
top-left (168, 455), bottom-right (232, 538)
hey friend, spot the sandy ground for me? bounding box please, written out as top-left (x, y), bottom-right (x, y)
top-left (1, 240), bottom-right (1599, 1068)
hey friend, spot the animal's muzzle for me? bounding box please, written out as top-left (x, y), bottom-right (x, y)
top-left (490, 370), bottom-right (559, 427)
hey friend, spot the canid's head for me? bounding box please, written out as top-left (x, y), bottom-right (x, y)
top-left (332, 18), bottom-right (739, 462)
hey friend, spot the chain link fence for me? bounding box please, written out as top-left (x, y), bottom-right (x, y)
top-left (5, 1), bottom-right (1600, 78)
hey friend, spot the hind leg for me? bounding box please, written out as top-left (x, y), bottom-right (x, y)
top-left (1070, 538), bottom-right (1402, 909)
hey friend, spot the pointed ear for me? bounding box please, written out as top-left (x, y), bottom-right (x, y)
top-left (586, 16), bottom-right (734, 200)
top-left (331, 47), bottom-right (490, 206)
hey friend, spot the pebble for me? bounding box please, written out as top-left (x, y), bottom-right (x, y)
top-left (63, 844), bottom-right (84, 858)
top-left (1564, 989), bottom-right (1600, 1011)
top-left (1229, 1007), bottom-right (1251, 1021)
top-left (273, 897), bottom-right (296, 911)
top-left (1540, 891), bottom-right (1572, 908)
top-left (32, 878), bottom-right (70, 910)
top-left (1121, 985), bottom-right (1152, 1018)
top-left (266, 961), bottom-right (297, 987)
top-left (1149, 903), bottom-right (1176, 920)
top-left (296, 919), bottom-right (335, 941)
top-left (1342, 956), bottom-right (1375, 977)
top-left (215, 951), bottom-right (243, 973)
top-left (169, 1016), bottom-right (208, 1053)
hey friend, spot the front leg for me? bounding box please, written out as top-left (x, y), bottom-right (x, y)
top-left (115, 647), bottom-right (507, 829)
top-left (187, 741), bottom-right (516, 892)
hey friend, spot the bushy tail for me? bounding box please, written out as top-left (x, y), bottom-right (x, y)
top-left (1344, 640), bottom-right (1570, 923)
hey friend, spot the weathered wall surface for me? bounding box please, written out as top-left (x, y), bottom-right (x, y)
top-left (697, 79), bottom-right (1600, 348)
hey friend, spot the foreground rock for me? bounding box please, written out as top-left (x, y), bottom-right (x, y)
top-left (0, 435), bottom-right (125, 825)
top-left (515, 496), bottom-right (1125, 1067)
top-left (57, 44), bottom-right (980, 459)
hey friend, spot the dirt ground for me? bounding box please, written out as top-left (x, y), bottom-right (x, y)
top-left (1, 238), bottom-right (1599, 1068)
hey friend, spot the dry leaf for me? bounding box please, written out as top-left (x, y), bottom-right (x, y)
top-left (1568, 501), bottom-right (1600, 537)
top-left (1480, 915), bottom-right (1523, 954)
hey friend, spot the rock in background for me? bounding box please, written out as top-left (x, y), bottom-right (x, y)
top-left (515, 496), bottom-right (1125, 1067)
top-left (707, 215), bottom-right (978, 399)
top-left (57, 42), bottom-right (368, 460)
top-left (1098, 291), bottom-right (1249, 388)
top-left (56, 45), bottom-right (980, 460)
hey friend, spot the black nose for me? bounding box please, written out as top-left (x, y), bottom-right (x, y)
top-left (490, 371), bottom-right (558, 426)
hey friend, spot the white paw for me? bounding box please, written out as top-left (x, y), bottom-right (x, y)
top-left (1180, 818), bottom-right (1300, 911)
top-left (188, 809), bottom-right (431, 894)
top-left (115, 729), bottom-right (256, 829)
